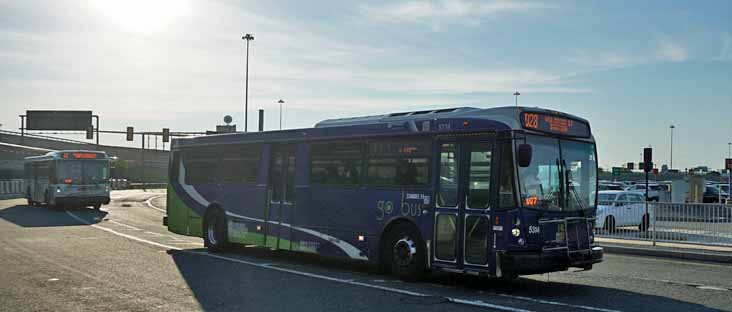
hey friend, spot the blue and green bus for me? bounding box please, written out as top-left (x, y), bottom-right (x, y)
top-left (165, 106), bottom-right (602, 279)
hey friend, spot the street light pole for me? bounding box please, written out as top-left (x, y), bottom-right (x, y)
top-left (669, 125), bottom-right (675, 170)
top-left (278, 99), bottom-right (284, 130)
top-left (513, 91), bottom-right (520, 107)
top-left (242, 33), bottom-right (254, 133)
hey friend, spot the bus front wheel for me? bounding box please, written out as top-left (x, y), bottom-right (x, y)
top-left (203, 208), bottom-right (229, 252)
top-left (383, 223), bottom-right (426, 281)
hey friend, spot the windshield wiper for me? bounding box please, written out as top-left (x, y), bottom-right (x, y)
top-left (562, 160), bottom-right (587, 215)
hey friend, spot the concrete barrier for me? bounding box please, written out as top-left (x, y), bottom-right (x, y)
top-left (0, 179), bottom-right (25, 197)
top-left (110, 178), bottom-right (129, 190)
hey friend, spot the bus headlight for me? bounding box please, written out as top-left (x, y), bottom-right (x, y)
top-left (56, 187), bottom-right (61, 193)
top-left (511, 228), bottom-right (521, 237)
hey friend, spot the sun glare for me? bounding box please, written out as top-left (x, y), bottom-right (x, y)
top-left (91, 0), bottom-right (189, 34)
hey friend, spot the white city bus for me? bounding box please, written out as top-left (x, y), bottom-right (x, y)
top-left (24, 150), bottom-right (111, 210)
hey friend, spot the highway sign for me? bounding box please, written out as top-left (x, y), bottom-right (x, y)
top-left (26, 110), bottom-right (92, 131)
top-left (612, 167), bottom-right (622, 176)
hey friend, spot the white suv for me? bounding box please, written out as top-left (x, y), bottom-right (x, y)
top-left (624, 183), bottom-right (663, 201)
top-left (596, 191), bottom-right (651, 232)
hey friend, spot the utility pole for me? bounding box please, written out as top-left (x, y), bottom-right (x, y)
top-left (669, 125), bottom-right (675, 170)
top-left (513, 91), bottom-right (521, 107)
top-left (242, 33), bottom-right (254, 132)
top-left (278, 99), bottom-right (284, 130)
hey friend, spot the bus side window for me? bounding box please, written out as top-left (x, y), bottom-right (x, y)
top-left (498, 142), bottom-right (517, 209)
top-left (170, 152), bottom-right (180, 182)
top-left (467, 143), bottom-right (492, 209)
top-left (437, 143), bottom-right (458, 207)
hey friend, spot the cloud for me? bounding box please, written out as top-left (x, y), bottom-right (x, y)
top-left (656, 39), bottom-right (688, 62)
top-left (567, 51), bottom-right (641, 68)
top-left (363, 0), bottom-right (546, 29)
top-left (718, 33), bottom-right (732, 61)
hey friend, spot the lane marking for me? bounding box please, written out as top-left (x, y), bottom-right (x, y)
top-left (67, 210), bottom-right (627, 312)
top-left (493, 294), bottom-right (621, 312)
top-left (144, 195), bottom-right (166, 213)
top-left (108, 220), bottom-right (143, 231)
top-left (65, 211), bottom-right (531, 312)
top-left (66, 212), bottom-right (183, 251)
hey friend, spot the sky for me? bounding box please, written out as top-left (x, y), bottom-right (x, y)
top-left (1, 0), bottom-right (731, 170)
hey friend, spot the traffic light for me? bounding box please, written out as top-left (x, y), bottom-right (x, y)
top-left (126, 126), bottom-right (134, 141)
top-left (643, 148), bottom-right (653, 173)
top-left (86, 126), bottom-right (94, 140)
top-left (627, 162), bottom-right (634, 170)
top-left (162, 128), bottom-right (170, 143)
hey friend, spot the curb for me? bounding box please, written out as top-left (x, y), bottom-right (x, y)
top-left (0, 194), bottom-right (24, 200)
top-left (602, 244), bottom-right (732, 264)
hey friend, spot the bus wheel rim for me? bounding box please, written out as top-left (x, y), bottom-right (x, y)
top-left (393, 237), bottom-right (416, 267)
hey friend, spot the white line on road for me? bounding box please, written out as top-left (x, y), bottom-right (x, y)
top-left (493, 294), bottom-right (621, 312)
top-left (144, 196), bottom-right (166, 213)
top-left (65, 211), bottom-right (531, 312)
top-left (66, 210), bottom-right (622, 312)
top-left (108, 220), bottom-right (143, 231)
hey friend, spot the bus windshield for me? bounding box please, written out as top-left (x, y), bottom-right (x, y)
top-left (517, 135), bottom-right (597, 211)
top-left (57, 160), bottom-right (109, 184)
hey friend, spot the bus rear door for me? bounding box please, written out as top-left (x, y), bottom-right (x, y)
top-left (433, 138), bottom-right (495, 271)
top-left (266, 144), bottom-right (296, 250)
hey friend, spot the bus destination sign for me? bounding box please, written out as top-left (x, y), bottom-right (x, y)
top-left (521, 112), bottom-right (590, 138)
top-left (62, 152), bottom-right (101, 159)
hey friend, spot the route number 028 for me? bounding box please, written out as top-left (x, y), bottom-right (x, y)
top-left (524, 113), bottom-right (539, 129)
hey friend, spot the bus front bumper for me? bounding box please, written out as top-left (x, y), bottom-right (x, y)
top-left (500, 246), bottom-right (603, 275)
top-left (55, 196), bottom-right (111, 207)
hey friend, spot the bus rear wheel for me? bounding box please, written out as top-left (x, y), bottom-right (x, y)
top-left (383, 223), bottom-right (426, 281)
top-left (203, 208), bottom-right (229, 252)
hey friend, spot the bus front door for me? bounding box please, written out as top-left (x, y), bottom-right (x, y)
top-left (266, 145), bottom-right (296, 250)
top-left (433, 139), bottom-right (495, 271)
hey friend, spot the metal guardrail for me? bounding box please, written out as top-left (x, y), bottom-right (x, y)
top-left (0, 129), bottom-right (94, 145)
top-left (596, 200), bottom-right (732, 247)
top-left (0, 179), bottom-right (26, 196)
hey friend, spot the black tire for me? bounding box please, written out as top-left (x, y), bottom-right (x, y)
top-left (203, 208), bottom-right (229, 252)
top-left (604, 216), bottom-right (616, 233)
top-left (382, 223), bottom-right (426, 281)
top-left (639, 214), bottom-right (650, 232)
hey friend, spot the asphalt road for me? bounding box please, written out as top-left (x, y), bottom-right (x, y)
top-left (1, 190), bottom-right (731, 312)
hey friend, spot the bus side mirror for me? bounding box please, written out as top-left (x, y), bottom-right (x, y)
top-left (518, 144), bottom-right (532, 167)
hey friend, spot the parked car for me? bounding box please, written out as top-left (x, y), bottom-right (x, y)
top-left (595, 191), bottom-right (650, 232)
top-left (719, 184), bottom-right (730, 195)
top-left (599, 182), bottom-right (624, 191)
top-left (624, 183), bottom-right (664, 201)
top-left (703, 186), bottom-right (730, 203)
